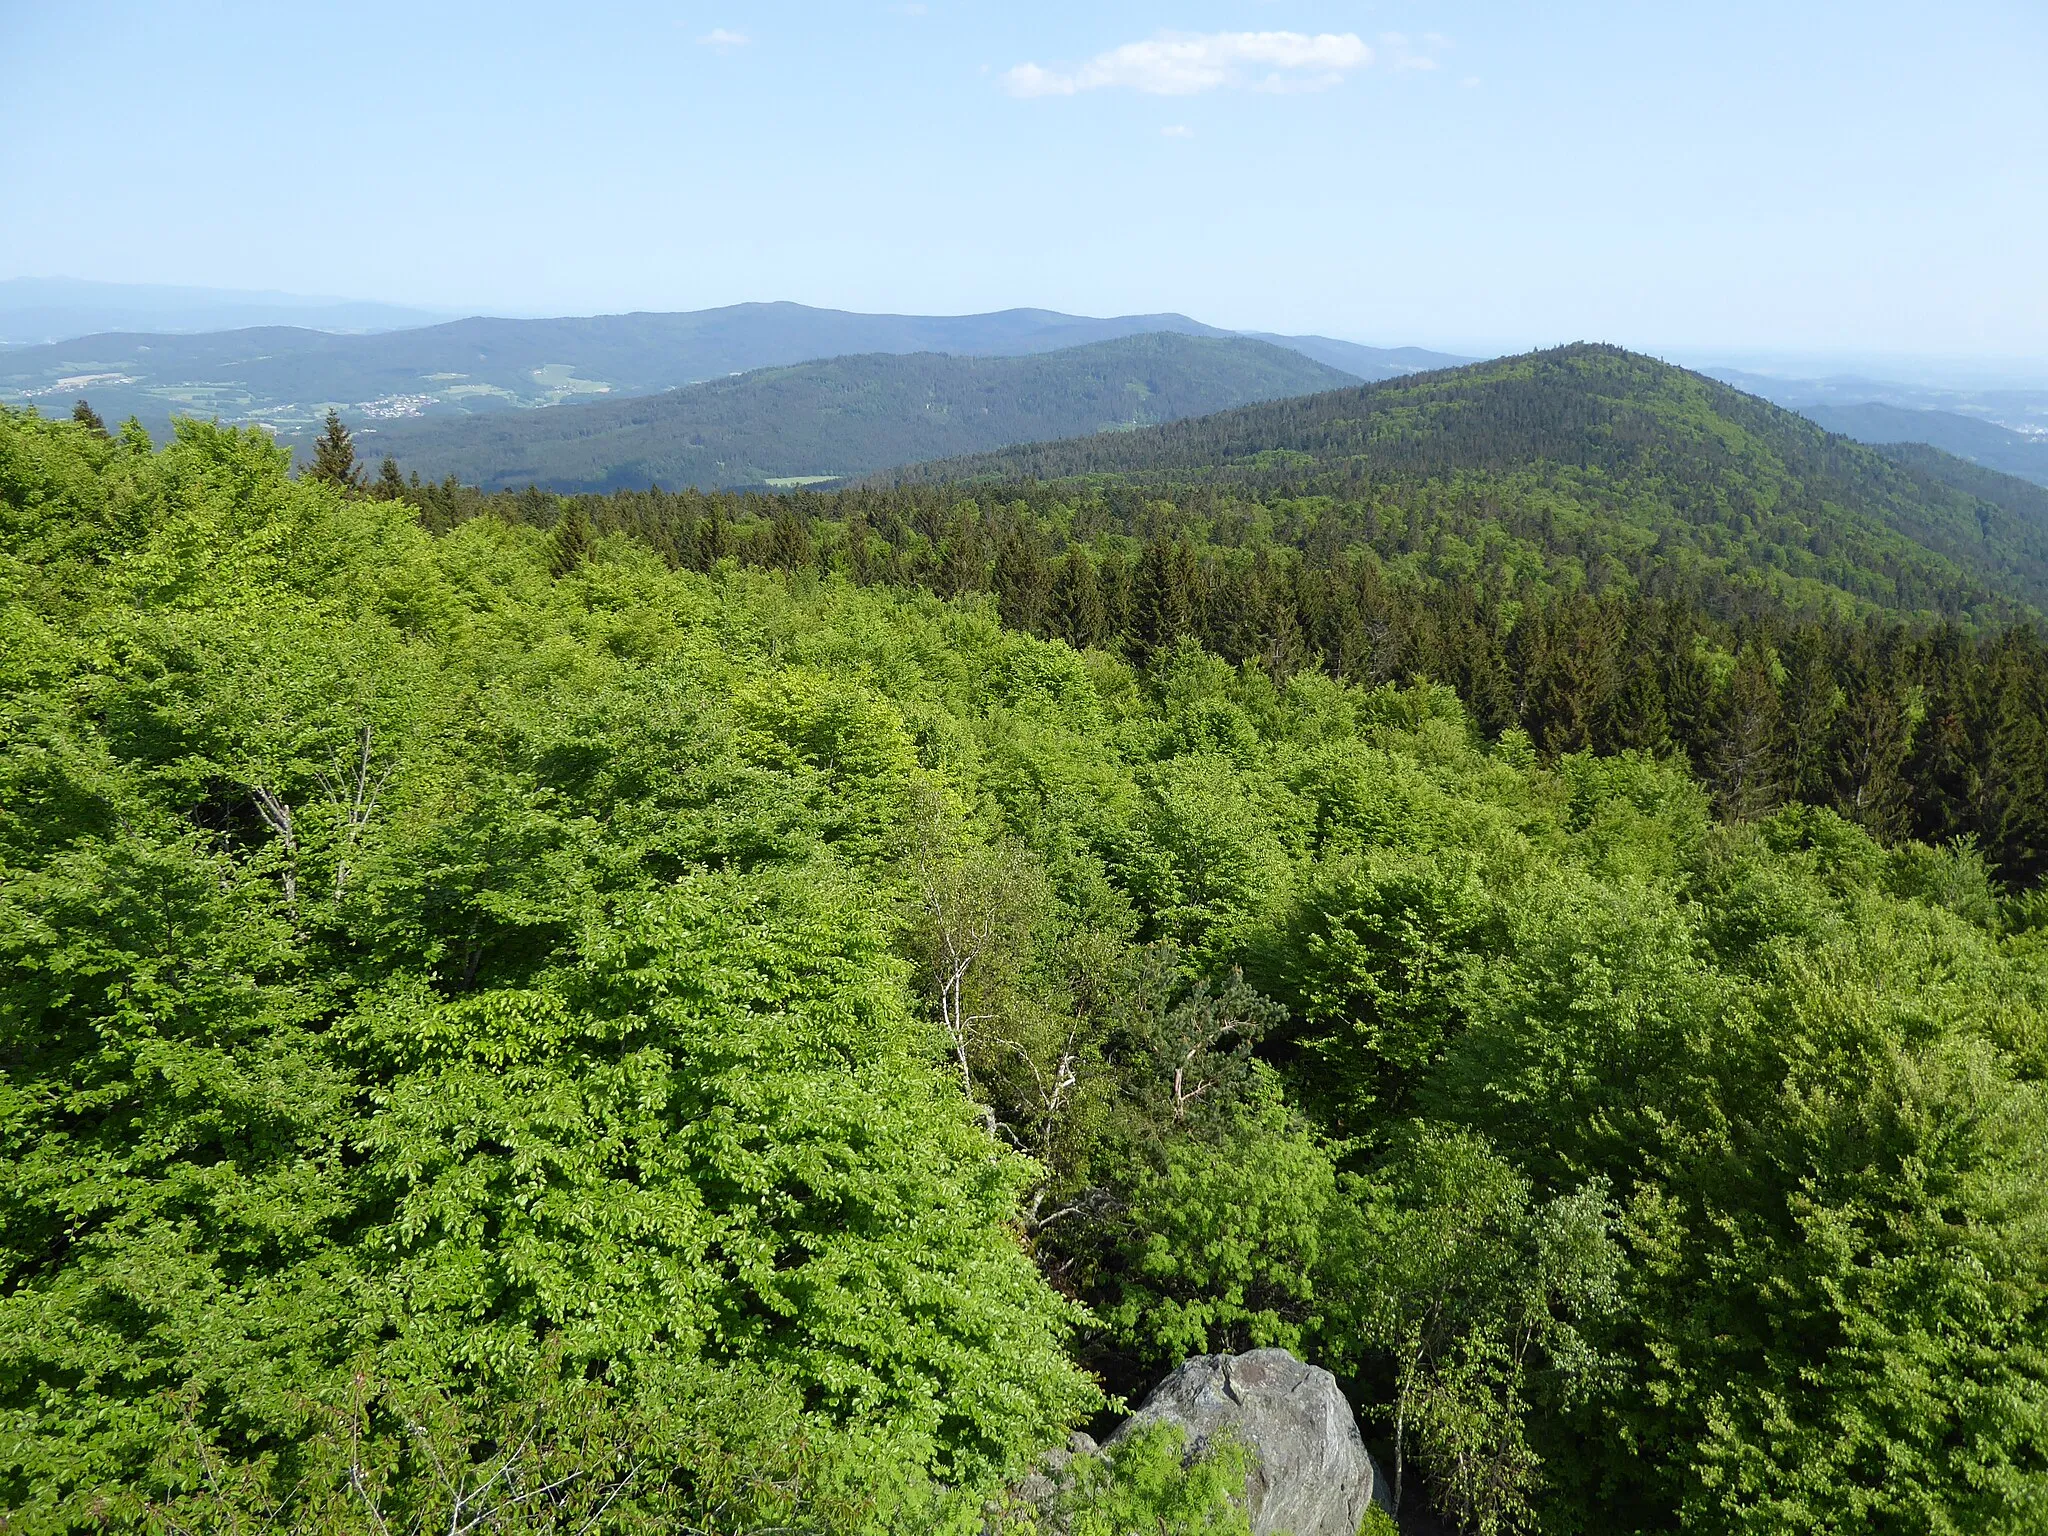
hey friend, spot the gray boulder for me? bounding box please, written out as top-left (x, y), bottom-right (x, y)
top-left (1109, 1347), bottom-right (1394, 1536)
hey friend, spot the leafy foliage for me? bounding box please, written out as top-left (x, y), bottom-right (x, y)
top-left (6, 397), bottom-right (2048, 1535)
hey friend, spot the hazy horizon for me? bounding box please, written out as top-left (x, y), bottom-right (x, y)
top-left (7, 276), bottom-right (2048, 394)
top-left (6, 1), bottom-right (2043, 364)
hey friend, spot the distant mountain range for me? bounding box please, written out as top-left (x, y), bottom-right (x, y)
top-left (0, 278), bottom-right (452, 344)
top-left (1703, 364), bottom-right (2048, 476)
top-left (1792, 401), bottom-right (2048, 488)
top-left (366, 333), bottom-right (1362, 492)
top-left (0, 297), bottom-right (1471, 445)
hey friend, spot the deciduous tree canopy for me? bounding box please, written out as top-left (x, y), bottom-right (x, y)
top-left (5, 399), bottom-right (2048, 1533)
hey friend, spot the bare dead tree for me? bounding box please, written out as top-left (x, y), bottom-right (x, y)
top-left (317, 722), bottom-right (392, 898)
top-left (251, 783), bottom-right (301, 921)
top-left (991, 1027), bottom-right (1092, 1238)
top-left (912, 846), bottom-right (1019, 1137)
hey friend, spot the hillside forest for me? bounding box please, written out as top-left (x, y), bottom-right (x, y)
top-left (357, 334), bottom-right (1359, 494)
top-left (6, 347), bottom-right (2048, 1536)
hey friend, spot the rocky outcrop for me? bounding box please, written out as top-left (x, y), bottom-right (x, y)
top-left (1109, 1348), bottom-right (1394, 1536)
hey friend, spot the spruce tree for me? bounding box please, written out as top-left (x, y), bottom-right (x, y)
top-left (1610, 650), bottom-right (1672, 755)
top-left (1213, 564), bottom-right (1265, 666)
top-left (1830, 656), bottom-right (1913, 840)
top-left (935, 508), bottom-right (985, 598)
top-left (1661, 623), bottom-right (1716, 773)
top-left (1045, 550), bottom-right (1106, 649)
top-left (694, 505), bottom-right (734, 570)
top-left (71, 399), bottom-right (108, 436)
top-left (1990, 659), bottom-right (2048, 885)
top-left (1777, 627), bottom-right (1841, 803)
top-left (550, 506), bottom-right (593, 576)
top-left (1131, 539), bottom-right (1192, 659)
top-left (991, 524), bottom-right (1052, 634)
top-left (1262, 600), bottom-right (1310, 686)
top-left (1711, 643), bottom-right (1787, 821)
top-left (764, 508), bottom-right (814, 571)
top-left (843, 513), bottom-right (879, 585)
top-left (1107, 552), bottom-right (1139, 640)
top-left (307, 409), bottom-right (362, 490)
top-left (1903, 627), bottom-right (1983, 847)
top-left (374, 456), bottom-right (408, 501)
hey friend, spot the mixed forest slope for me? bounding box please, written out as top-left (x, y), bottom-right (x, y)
top-left (368, 333), bottom-right (1361, 492)
top-left (1878, 437), bottom-right (2048, 525)
top-left (894, 343), bottom-right (2048, 619)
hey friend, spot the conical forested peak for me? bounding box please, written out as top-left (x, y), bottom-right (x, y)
top-left (890, 344), bottom-right (2048, 619)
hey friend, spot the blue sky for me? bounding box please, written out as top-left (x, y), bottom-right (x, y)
top-left (5, 0), bottom-right (2045, 359)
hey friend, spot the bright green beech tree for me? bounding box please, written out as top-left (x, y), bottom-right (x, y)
top-left (0, 410), bottom-right (1095, 1530)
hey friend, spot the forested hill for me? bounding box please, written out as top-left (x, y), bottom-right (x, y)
top-left (368, 333), bottom-right (1361, 493)
top-left (891, 343), bottom-right (2048, 619)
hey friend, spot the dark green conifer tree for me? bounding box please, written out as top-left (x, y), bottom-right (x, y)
top-left (1711, 643), bottom-right (1787, 821)
top-left (307, 409), bottom-right (362, 490)
top-left (992, 523), bottom-right (1052, 633)
top-left (1132, 539), bottom-right (1193, 659)
top-left (1199, 563), bottom-right (1249, 664)
top-left (1904, 626), bottom-right (1983, 847)
top-left (1262, 600), bottom-right (1310, 686)
top-left (1098, 550), bottom-right (1134, 640)
top-left (763, 508), bottom-right (814, 571)
top-left (693, 505), bottom-right (734, 570)
top-left (70, 399), bottom-right (108, 436)
top-left (374, 456), bottom-right (409, 502)
top-left (1777, 627), bottom-right (1841, 803)
top-left (1611, 649), bottom-right (1672, 755)
top-left (1984, 634), bottom-right (2048, 884)
top-left (935, 507), bottom-right (985, 598)
top-left (1046, 550), bottom-right (1106, 649)
top-left (1830, 655), bottom-right (1913, 840)
top-left (842, 513), bottom-right (880, 586)
top-left (550, 505), bottom-right (593, 576)
top-left (1660, 621), bottom-right (1717, 773)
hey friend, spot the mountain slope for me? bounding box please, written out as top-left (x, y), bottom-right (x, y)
top-left (1877, 439), bottom-right (2048, 530)
top-left (1799, 401), bottom-right (2048, 487)
top-left (888, 343), bottom-right (2048, 619)
top-left (369, 333), bottom-right (1361, 492)
top-left (0, 301), bottom-right (1453, 443)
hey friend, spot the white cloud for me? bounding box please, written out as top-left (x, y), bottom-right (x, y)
top-left (697, 27), bottom-right (749, 47)
top-left (1003, 31), bottom-right (1372, 99)
top-left (1161, 123), bottom-right (1194, 138)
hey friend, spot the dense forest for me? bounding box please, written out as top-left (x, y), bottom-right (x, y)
top-left (377, 345), bottom-right (2048, 888)
top-left (366, 335), bottom-right (1358, 494)
top-left (6, 380), bottom-right (2048, 1535)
